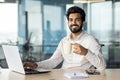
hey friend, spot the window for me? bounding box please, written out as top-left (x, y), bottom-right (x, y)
top-left (89, 1), bottom-right (120, 68)
top-left (0, 3), bottom-right (18, 44)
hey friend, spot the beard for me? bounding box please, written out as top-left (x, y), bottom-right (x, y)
top-left (69, 24), bottom-right (83, 33)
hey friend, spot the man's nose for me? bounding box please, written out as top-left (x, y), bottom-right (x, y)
top-left (72, 19), bottom-right (76, 24)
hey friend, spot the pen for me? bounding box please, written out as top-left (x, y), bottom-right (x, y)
top-left (74, 73), bottom-right (76, 76)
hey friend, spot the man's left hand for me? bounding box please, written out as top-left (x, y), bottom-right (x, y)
top-left (72, 43), bottom-right (88, 55)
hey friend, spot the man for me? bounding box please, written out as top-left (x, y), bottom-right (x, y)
top-left (24, 6), bottom-right (106, 71)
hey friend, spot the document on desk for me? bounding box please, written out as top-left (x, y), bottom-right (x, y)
top-left (0, 66), bottom-right (1, 72)
top-left (64, 73), bottom-right (89, 79)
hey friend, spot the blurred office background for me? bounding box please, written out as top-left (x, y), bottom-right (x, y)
top-left (0, 0), bottom-right (120, 68)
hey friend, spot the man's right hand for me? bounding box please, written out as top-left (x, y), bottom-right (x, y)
top-left (23, 62), bottom-right (38, 70)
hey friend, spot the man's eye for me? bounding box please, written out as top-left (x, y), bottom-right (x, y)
top-left (76, 19), bottom-right (81, 21)
top-left (69, 19), bottom-right (73, 22)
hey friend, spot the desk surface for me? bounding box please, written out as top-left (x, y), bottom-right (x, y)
top-left (0, 68), bottom-right (120, 80)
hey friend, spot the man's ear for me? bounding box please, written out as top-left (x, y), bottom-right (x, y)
top-left (82, 21), bottom-right (87, 30)
top-left (82, 21), bottom-right (86, 26)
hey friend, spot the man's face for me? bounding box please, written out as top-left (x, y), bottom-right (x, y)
top-left (68, 13), bottom-right (84, 33)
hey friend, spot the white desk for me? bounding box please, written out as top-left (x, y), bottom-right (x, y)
top-left (0, 69), bottom-right (120, 80)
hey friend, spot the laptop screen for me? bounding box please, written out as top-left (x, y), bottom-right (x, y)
top-left (2, 45), bottom-right (25, 74)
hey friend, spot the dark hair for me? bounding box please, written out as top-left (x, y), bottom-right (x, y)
top-left (66, 6), bottom-right (86, 21)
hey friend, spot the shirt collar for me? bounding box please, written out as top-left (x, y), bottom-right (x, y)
top-left (67, 31), bottom-right (85, 40)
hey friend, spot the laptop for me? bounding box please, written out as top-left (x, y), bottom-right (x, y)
top-left (2, 45), bottom-right (50, 74)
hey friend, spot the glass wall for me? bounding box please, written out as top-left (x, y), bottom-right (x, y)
top-left (0, 0), bottom-right (120, 68)
top-left (89, 1), bottom-right (120, 68)
top-left (0, 2), bottom-right (18, 68)
top-left (17, 0), bottom-right (120, 68)
top-left (43, 5), bottom-right (66, 56)
top-left (17, 0), bottom-right (68, 61)
top-left (90, 1), bottom-right (112, 62)
top-left (0, 3), bottom-right (18, 44)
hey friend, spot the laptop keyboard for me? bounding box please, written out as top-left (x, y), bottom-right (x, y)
top-left (25, 69), bottom-right (40, 74)
top-left (24, 68), bottom-right (50, 74)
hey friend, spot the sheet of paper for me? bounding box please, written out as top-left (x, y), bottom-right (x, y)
top-left (64, 73), bottom-right (89, 79)
top-left (0, 66), bottom-right (1, 72)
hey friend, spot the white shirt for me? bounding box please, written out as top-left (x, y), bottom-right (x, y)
top-left (37, 31), bottom-right (106, 70)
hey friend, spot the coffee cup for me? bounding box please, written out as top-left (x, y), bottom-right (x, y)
top-left (63, 41), bottom-right (72, 54)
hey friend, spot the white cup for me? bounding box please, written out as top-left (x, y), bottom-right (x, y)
top-left (63, 41), bottom-right (72, 54)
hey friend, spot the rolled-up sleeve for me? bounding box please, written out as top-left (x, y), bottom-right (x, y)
top-left (85, 37), bottom-right (106, 71)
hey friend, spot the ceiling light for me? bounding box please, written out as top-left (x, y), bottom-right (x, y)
top-left (74, 0), bottom-right (105, 3)
top-left (0, 0), bottom-right (4, 3)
